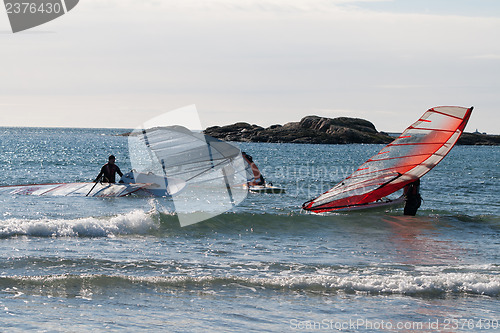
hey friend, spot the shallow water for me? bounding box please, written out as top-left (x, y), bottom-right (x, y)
top-left (0, 127), bottom-right (499, 332)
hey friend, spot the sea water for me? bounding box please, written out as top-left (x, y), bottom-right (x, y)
top-left (0, 127), bottom-right (498, 332)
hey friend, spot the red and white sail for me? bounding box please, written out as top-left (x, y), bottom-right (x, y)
top-left (302, 106), bottom-right (473, 213)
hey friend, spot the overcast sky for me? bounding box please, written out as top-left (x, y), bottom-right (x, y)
top-left (1, 0), bottom-right (499, 133)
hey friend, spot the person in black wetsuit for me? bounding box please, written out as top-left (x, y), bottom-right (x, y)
top-left (94, 155), bottom-right (123, 183)
top-left (242, 152), bottom-right (265, 186)
top-left (404, 178), bottom-right (422, 216)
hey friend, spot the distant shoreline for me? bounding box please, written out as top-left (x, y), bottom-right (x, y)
top-left (204, 115), bottom-right (500, 146)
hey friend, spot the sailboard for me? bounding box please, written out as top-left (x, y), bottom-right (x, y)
top-left (0, 182), bottom-right (149, 197)
top-left (302, 106), bottom-right (473, 213)
top-left (246, 184), bottom-right (286, 194)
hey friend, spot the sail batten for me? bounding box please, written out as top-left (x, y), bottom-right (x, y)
top-left (349, 163), bottom-right (423, 179)
top-left (367, 151), bottom-right (450, 162)
top-left (406, 127), bottom-right (457, 132)
top-left (389, 142), bottom-right (454, 146)
top-left (302, 106), bottom-right (473, 213)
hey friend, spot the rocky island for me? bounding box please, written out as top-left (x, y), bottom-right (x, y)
top-left (205, 116), bottom-right (393, 144)
top-left (204, 115), bottom-right (499, 145)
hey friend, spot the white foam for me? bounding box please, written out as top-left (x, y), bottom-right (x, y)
top-left (4, 268), bottom-right (499, 297)
top-left (120, 269), bottom-right (500, 297)
top-left (254, 271), bottom-right (500, 296)
top-left (46, 270), bottom-right (498, 297)
top-left (0, 209), bottom-right (158, 238)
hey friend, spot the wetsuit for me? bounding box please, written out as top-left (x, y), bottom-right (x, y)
top-left (95, 163), bottom-right (123, 183)
top-left (404, 179), bottom-right (422, 216)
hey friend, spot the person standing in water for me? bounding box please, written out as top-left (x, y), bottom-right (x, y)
top-left (404, 178), bottom-right (422, 216)
top-left (94, 155), bottom-right (123, 183)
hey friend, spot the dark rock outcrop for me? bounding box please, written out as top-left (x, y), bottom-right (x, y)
top-left (457, 132), bottom-right (500, 145)
top-left (118, 116), bottom-right (497, 145)
top-left (204, 115), bottom-right (499, 145)
top-left (204, 115), bottom-right (394, 144)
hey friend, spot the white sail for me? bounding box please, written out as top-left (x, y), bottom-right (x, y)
top-left (128, 125), bottom-right (248, 226)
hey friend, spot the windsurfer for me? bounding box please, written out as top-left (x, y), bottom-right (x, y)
top-left (94, 155), bottom-right (123, 183)
top-left (403, 179), bottom-right (422, 216)
top-left (242, 152), bottom-right (265, 186)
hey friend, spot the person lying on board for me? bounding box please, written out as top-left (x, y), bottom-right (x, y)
top-left (404, 179), bottom-right (422, 216)
top-left (94, 155), bottom-right (123, 183)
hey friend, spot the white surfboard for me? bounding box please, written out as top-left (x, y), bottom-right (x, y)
top-left (331, 196), bottom-right (405, 212)
top-left (0, 182), bottom-right (149, 197)
top-left (247, 184), bottom-right (286, 194)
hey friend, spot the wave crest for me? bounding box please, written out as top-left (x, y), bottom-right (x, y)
top-left (0, 209), bottom-right (159, 238)
top-left (2, 270), bottom-right (499, 298)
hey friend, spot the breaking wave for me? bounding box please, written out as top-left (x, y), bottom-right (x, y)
top-left (2, 267), bottom-right (499, 298)
top-left (0, 209), bottom-right (161, 238)
top-left (1, 207), bottom-right (499, 239)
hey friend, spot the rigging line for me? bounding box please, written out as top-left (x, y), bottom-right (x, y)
top-left (149, 156), bottom-right (234, 170)
top-left (338, 173), bottom-right (404, 190)
top-left (141, 129), bottom-right (170, 187)
top-left (151, 141), bottom-right (237, 156)
top-left (317, 170), bottom-right (401, 195)
top-left (318, 176), bottom-right (399, 200)
top-left (184, 158), bottom-right (233, 182)
top-left (375, 172), bottom-right (403, 191)
top-left (206, 139), bottom-right (215, 169)
top-left (141, 129), bottom-right (159, 167)
top-left (160, 159), bottom-right (169, 189)
top-left (222, 167), bottom-right (236, 206)
top-left (356, 172), bottom-right (404, 204)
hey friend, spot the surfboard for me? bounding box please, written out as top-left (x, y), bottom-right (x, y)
top-left (247, 184), bottom-right (286, 194)
top-left (0, 182), bottom-right (149, 197)
top-left (330, 195), bottom-right (405, 212)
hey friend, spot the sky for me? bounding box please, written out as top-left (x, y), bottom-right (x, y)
top-left (1, 0), bottom-right (499, 133)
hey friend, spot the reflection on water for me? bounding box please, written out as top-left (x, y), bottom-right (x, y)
top-left (383, 215), bottom-right (464, 265)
